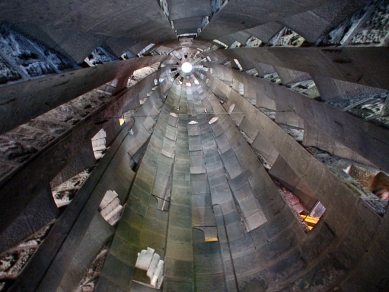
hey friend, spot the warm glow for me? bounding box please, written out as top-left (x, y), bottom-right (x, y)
top-left (205, 237), bottom-right (218, 242)
top-left (181, 62), bottom-right (193, 73)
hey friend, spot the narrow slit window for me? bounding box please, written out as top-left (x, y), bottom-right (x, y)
top-left (234, 59), bottom-right (243, 71)
top-left (238, 82), bottom-right (244, 95)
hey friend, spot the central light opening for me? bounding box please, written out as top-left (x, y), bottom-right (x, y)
top-left (181, 62), bottom-right (193, 73)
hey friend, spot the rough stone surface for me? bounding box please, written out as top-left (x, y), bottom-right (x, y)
top-left (0, 2), bottom-right (389, 292)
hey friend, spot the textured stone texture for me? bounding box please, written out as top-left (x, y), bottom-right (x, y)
top-left (200, 0), bottom-right (335, 40)
top-left (9, 72), bottom-right (169, 291)
top-left (200, 68), bottom-right (386, 291)
top-left (0, 55), bottom-right (166, 135)
top-left (204, 47), bottom-right (389, 90)
top-left (1, 1), bottom-right (389, 291)
top-left (0, 71), bottom-right (165, 256)
top-left (205, 63), bottom-right (389, 173)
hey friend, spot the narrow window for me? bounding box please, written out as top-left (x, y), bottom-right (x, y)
top-left (234, 59), bottom-right (243, 71)
top-left (347, 164), bottom-right (389, 216)
top-left (273, 179), bottom-right (325, 232)
top-left (99, 190), bottom-right (123, 226)
top-left (91, 129), bottom-right (107, 160)
top-left (238, 82), bottom-right (244, 95)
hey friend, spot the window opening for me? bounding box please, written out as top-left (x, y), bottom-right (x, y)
top-left (228, 103), bottom-right (235, 114)
top-left (223, 60), bottom-right (232, 67)
top-left (194, 227), bottom-right (218, 242)
top-left (234, 59), bottom-right (243, 71)
top-left (177, 33), bottom-right (198, 38)
top-left (99, 190), bottom-right (123, 226)
top-left (91, 129), bottom-right (107, 160)
top-left (137, 43), bottom-right (155, 57)
top-left (308, 147), bottom-right (389, 216)
top-left (119, 118), bottom-right (125, 126)
top-left (269, 27), bottom-right (305, 47)
top-left (140, 97), bottom-right (148, 105)
top-left (246, 36), bottom-right (263, 47)
top-left (273, 179), bottom-right (325, 232)
top-left (170, 50), bottom-right (182, 60)
top-left (76, 240), bottom-right (110, 291)
top-left (127, 62), bottom-right (160, 87)
top-left (245, 68), bottom-right (259, 77)
top-left (213, 39), bottom-right (229, 48)
top-left (134, 247), bottom-right (164, 289)
top-left (208, 117), bottom-right (218, 124)
top-left (300, 201), bottom-right (326, 230)
top-left (347, 164), bottom-right (389, 215)
top-left (238, 82), bottom-right (244, 95)
top-left (181, 62), bottom-right (193, 73)
top-left (0, 222), bottom-right (54, 290)
top-left (121, 50), bottom-right (136, 60)
top-left (95, 79), bottom-right (118, 96)
top-left (51, 168), bottom-right (93, 208)
top-left (84, 46), bottom-right (118, 66)
top-left (230, 41), bottom-right (242, 49)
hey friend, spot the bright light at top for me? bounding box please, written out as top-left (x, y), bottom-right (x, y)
top-left (181, 62), bottom-right (193, 73)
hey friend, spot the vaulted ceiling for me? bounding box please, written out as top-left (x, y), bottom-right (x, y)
top-left (1, 1), bottom-right (389, 292)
